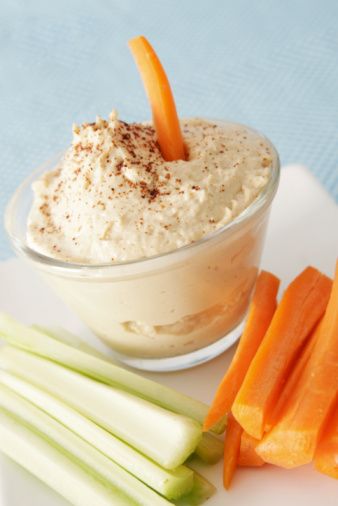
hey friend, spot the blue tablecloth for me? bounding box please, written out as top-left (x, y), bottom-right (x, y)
top-left (1, 0), bottom-right (337, 260)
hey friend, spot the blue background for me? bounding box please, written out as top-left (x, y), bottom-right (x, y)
top-left (1, 0), bottom-right (337, 260)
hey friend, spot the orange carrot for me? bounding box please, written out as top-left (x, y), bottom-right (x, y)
top-left (223, 414), bottom-right (243, 489)
top-left (203, 271), bottom-right (280, 432)
top-left (265, 320), bottom-right (320, 431)
top-left (232, 266), bottom-right (332, 439)
top-left (256, 262), bottom-right (338, 468)
top-left (238, 432), bottom-right (265, 467)
top-left (314, 401), bottom-right (338, 479)
top-left (128, 36), bottom-right (186, 161)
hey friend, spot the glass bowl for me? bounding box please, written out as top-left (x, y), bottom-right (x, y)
top-left (5, 121), bottom-right (280, 371)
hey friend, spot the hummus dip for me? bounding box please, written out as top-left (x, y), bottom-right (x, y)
top-left (27, 112), bottom-right (272, 264)
top-left (26, 112), bottom-right (276, 359)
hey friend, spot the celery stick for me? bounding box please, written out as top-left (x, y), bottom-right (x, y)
top-left (194, 432), bottom-right (224, 464)
top-left (32, 324), bottom-right (108, 359)
top-left (0, 370), bottom-right (192, 499)
top-left (43, 325), bottom-right (227, 440)
top-left (0, 371), bottom-right (192, 500)
top-left (0, 408), bottom-right (137, 506)
top-left (0, 346), bottom-right (201, 470)
top-left (0, 382), bottom-right (174, 506)
top-left (175, 472), bottom-right (216, 506)
top-left (0, 314), bottom-right (225, 434)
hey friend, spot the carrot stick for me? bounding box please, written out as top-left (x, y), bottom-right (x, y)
top-left (203, 271), bottom-right (280, 432)
top-left (238, 432), bottom-right (265, 467)
top-left (128, 36), bottom-right (186, 161)
top-left (223, 414), bottom-right (243, 490)
top-left (314, 401), bottom-right (338, 479)
top-left (265, 320), bottom-right (320, 431)
top-left (232, 266), bottom-right (332, 439)
top-left (256, 262), bottom-right (338, 468)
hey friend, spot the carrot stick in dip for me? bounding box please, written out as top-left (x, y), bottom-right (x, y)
top-left (203, 271), bottom-right (280, 432)
top-left (128, 36), bottom-right (186, 161)
top-left (232, 267), bottom-right (332, 439)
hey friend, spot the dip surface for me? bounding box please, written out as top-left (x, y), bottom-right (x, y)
top-left (27, 112), bottom-right (272, 264)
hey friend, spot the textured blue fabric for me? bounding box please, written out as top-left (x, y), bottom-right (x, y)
top-left (1, 0), bottom-right (337, 260)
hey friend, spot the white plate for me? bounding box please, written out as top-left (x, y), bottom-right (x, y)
top-left (0, 165), bottom-right (337, 506)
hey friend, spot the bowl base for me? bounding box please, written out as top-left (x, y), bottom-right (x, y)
top-left (110, 317), bottom-right (245, 372)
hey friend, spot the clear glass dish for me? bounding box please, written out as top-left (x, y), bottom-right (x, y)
top-left (5, 121), bottom-right (280, 371)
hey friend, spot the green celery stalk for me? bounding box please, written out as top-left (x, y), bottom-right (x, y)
top-left (32, 324), bottom-right (108, 359)
top-left (39, 326), bottom-right (227, 453)
top-left (175, 471), bottom-right (216, 506)
top-left (0, 408), bottom-right (137, 506)
top-left (0, 346), bottom-right (201, 470)
top-left (0, 314), bottom-right (225, 434)
top-left (43, 329), bottom-right (226, 464)
top-left (0, 370), bottom-right (192, 499)
top-left (0, 382), bottom-right (175, 505)
top-left (194, 432), bottom-right (224, 464)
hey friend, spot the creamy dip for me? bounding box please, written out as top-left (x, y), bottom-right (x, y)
top-left (27, 112), bottom-right (272, 264)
